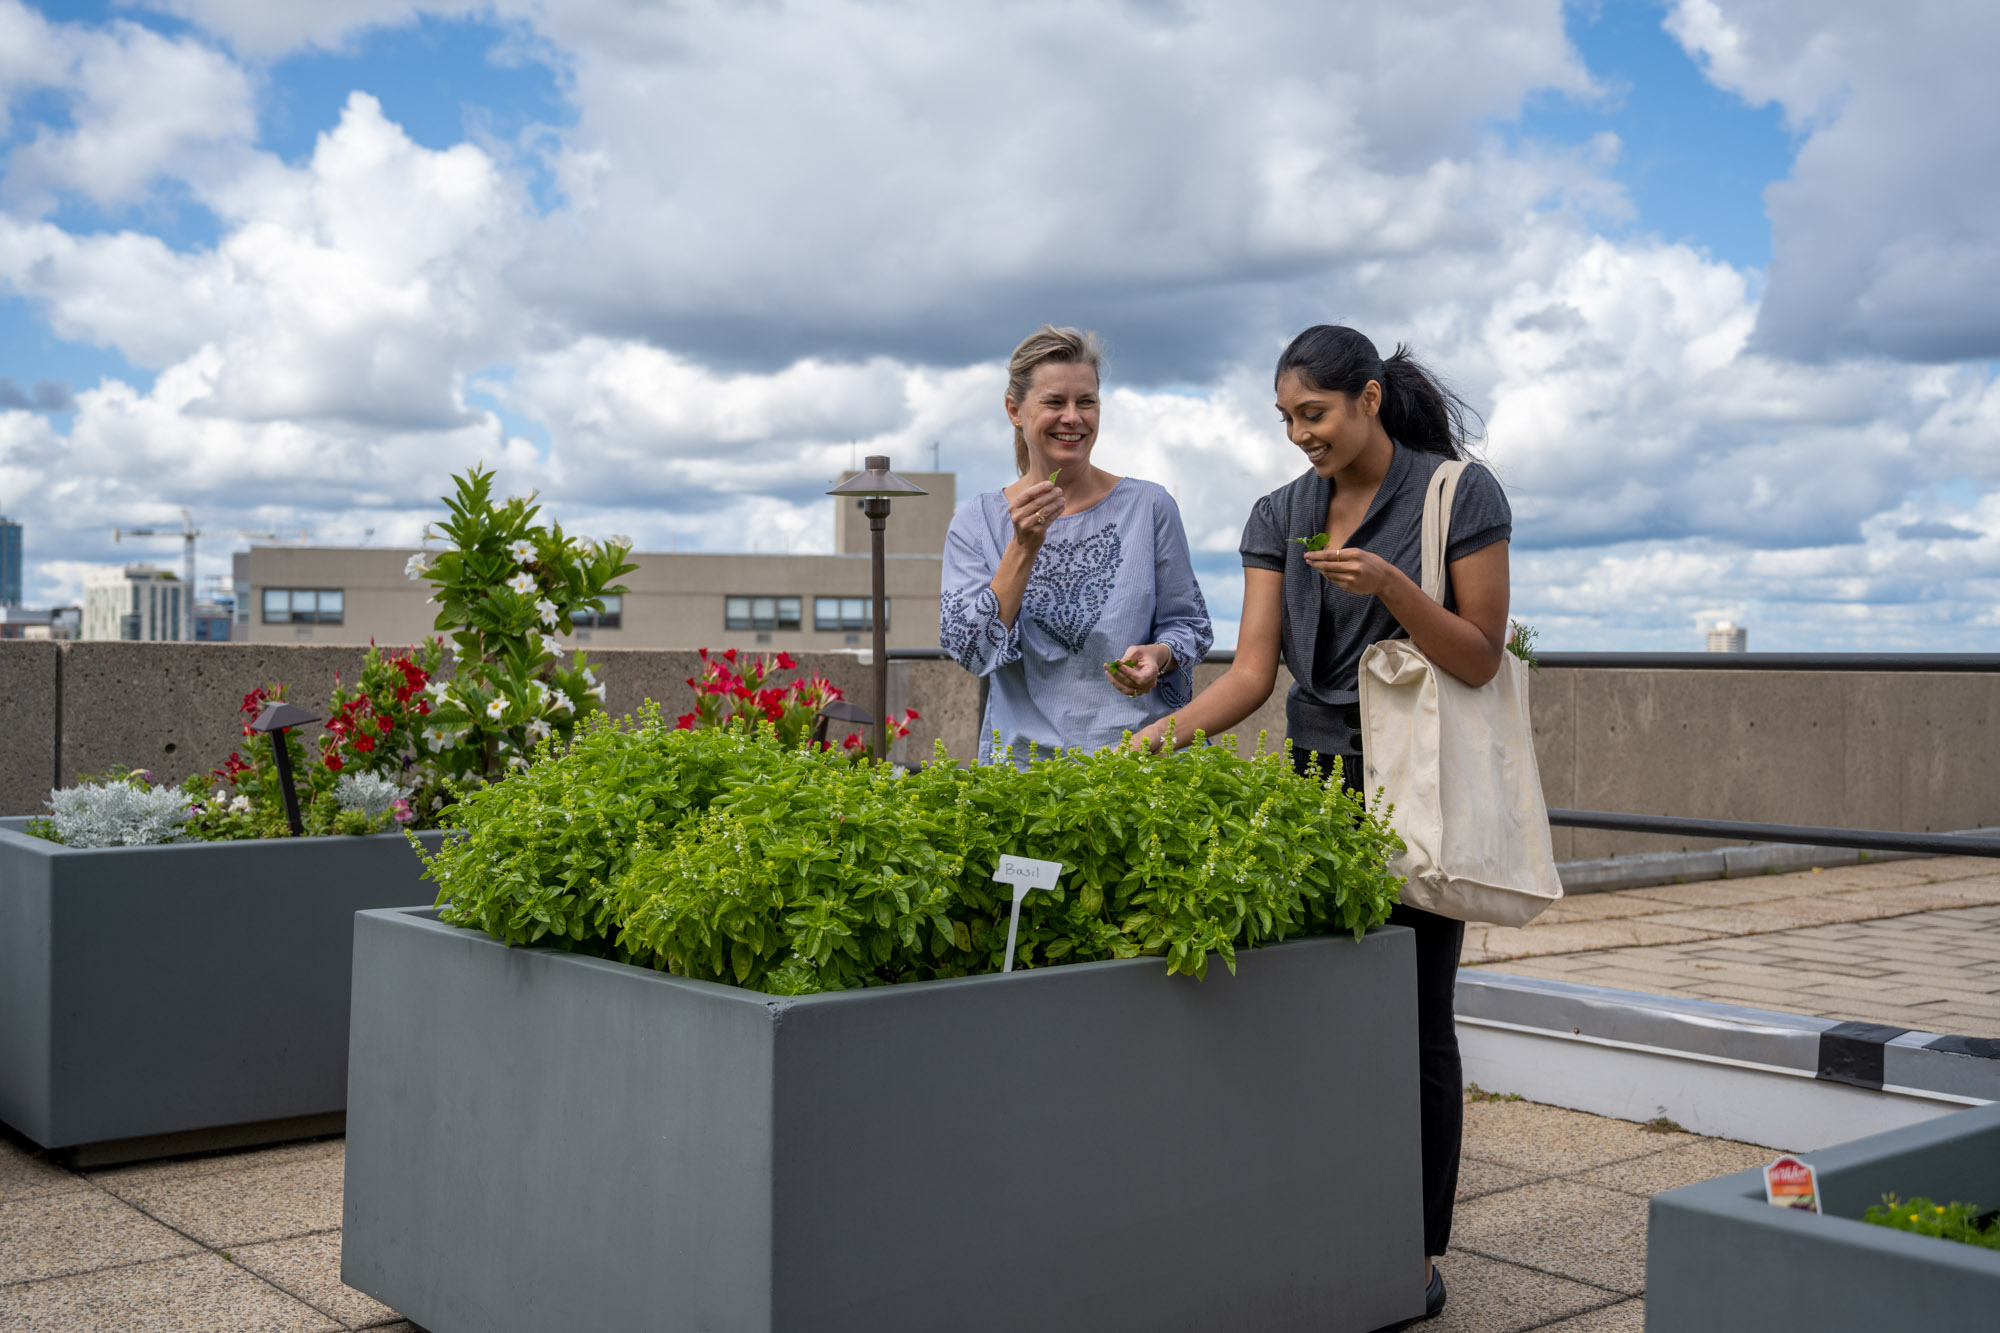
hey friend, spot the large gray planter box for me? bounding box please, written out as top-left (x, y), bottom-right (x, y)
top-left (0, 818), bottom-right (441, 1162)
top-left (1649, 1100), bottom-right (2000, 1329)
top-left (344, 907), bottom-right (1423, 1333)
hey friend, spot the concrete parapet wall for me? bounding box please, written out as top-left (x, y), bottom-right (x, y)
top-left (3, 645), bottom-right (1996, 861)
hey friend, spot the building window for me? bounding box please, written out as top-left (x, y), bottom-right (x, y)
top-left (262, 588), bottom-right (344, 625)
top-left (814, 596), bottom-right (884, 632)
top-left (725, 595), bottom-right (801, 631)
top-left (571, 594), bottom-right (623, 629)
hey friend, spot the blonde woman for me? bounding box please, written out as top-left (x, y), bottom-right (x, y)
top-left (940, 326), bottom-right (1212, 764)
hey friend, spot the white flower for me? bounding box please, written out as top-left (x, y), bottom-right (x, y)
top-left (404, 552), bottom-right (431, 580)
top-left (525, 718), bottom-right (552, 743)
top-left (535, 598), bottom-right (559, 629)
top-left (530, 679), bottom-right (550, 703)
top-left (213, 789), bottom-right (229, 803)
top-left (505, 572), bottom-right (536, 596)
top-left (590, 680), bottom-right (607, 703)
top-left (508, 539), bottom-right (536, 563)
top-left (484, 697), bottom-right (507, 721)
top-left (229, 795), bottom-right (252, 813)
top-left (508, 755), bottom-right (529, 772)
top-left (548, 689), bottom-right (574, 717)
top-left (582, 666), bottom-right (599, 686)
top-left (608, 534), bottom-right (632, 549)
top-left (537, 632), bottom-right (565, 658)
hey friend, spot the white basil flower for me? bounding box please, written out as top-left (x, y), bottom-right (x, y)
top-left (505, 571), bottom-right (536, 596)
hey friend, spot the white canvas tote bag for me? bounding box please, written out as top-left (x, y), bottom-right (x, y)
top-left (1357, 461), bottom-right (1563, 927)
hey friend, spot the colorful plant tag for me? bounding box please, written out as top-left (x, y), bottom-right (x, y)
top-left (994, 855), bottom-right (1064, 973)
top-left (1764, 1155), bottom-right (1821, 1212)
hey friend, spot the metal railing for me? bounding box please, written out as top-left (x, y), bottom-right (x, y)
top-left (1547, 809), bottom-right (2000, 859)
top-left (890, 647), bottom-right (2000, 671)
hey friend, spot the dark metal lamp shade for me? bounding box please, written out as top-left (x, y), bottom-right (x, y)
top-left (251, 701), bottom-right (321, 733)
top-left (827, 455), bottom-right (928, 498)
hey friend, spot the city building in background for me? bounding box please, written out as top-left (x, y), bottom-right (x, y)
top-left (0, 514), bottom-right (21, 606)
top-left (82, 565), bottom-right (192, 642)
top-left (0, 606), bottom-right (78, 640)
top-left (241, 472), bottom-right (957, 652)
top-left (1706, 621), bottom-right (1747, 652)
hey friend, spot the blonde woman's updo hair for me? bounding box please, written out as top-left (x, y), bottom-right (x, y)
top-left (1006, 325), bottom-right (1105, 475)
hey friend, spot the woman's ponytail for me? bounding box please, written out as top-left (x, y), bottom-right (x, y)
top-left (1276, 326), bottom-right (1481, 459)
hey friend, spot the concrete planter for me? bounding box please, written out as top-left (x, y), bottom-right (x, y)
top-left (343, 908), bottom-right (1422, 1333)
top-left (0, 818), bottom-right (441, 1161)
top-left (1649, 1101), bottom-right (2000, 1329)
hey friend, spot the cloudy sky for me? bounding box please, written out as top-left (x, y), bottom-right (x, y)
top-left (2, 0), bottom-right (1996, 648)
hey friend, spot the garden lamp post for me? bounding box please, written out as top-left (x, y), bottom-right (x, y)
top-left (251, 700), bottom-right (320, 836)
top-left (827, 456), bottom-right (927, 762)
top-left (812, 698), bottom-right (877, 752)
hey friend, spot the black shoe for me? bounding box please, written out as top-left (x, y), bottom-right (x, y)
top-left (1371, 1266), bottom-right (1446, 1331)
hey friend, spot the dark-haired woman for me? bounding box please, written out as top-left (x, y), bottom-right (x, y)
top-left (1132, 326), bottom-right (1512, 1327)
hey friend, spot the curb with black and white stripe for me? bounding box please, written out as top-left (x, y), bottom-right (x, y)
top-left (1455, 971), bottom-right (1999, 1150)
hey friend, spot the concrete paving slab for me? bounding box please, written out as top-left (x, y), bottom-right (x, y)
top-left (1572, 1138), bottom-right (1778, 1197)
top-left (1461, 1099), bottom-right (1693, 1176)
top-left (0, 1251), bottom-right (340, 1333)
top-left (1456, 1156), bottom-right (1544, 1201)
top-left (0, 1139), bottom-right (86, 1205)
top-left (1615, 881), bottom-right (1808, 909)
top-left (230, 1231), bottom-right (403, 1330)
top-left (1536, 1297), bottom-right (1646, 1332)
top-left (1424, 1251), bottom-right (1619, 1333)
top-left (1452, 1179), bottom-right (1651, 1295)
top-left (0, 1189), bottom-right (200, 1285)
top-left (92, 1151), bottom-right (344, 1247)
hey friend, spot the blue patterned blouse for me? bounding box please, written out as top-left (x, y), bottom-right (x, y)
top-left (940, 477), bottom-right (1214, 765)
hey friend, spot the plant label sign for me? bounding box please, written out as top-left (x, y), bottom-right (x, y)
top-left (993, 855), bottom-right (1064, 973)
top-left (1763, 1155), bottom-right (1820, 1212)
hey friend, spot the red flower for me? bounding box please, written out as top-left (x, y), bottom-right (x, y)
top-left (375, 713), bottom-right (394, 733)
top-left (721, 648), bottom-right (738, 663)
top-left (842, 733), bottom-right (864, 751)
top-left (903, 709), bottom-right (921, 723)
top-left (675, 712), bottom-right (697, 730)
top-left (354, 735), bottom-right (376, 753)
top-left (697, 648), bottom-right (710, 661)
top-left (325, 754), bottom-right (344, 771)
top-left (774, 651), bottom-right (797, 670)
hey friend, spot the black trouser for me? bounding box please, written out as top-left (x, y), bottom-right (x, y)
top-left (1297, 747), bottom-right (1464, 1258)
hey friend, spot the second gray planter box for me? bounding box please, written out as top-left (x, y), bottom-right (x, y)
top-left (0, 820), bottom-right (440, 1160)
top-left (344, 908), bottom-right (1424, 1333)
top-left (1649, 1100), bottom-right (2000, 1329)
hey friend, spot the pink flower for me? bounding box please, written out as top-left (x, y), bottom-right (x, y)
top-left (392, 798), bottom-right (414, 824)
top-left (675, 713), bottom-right (697, 730)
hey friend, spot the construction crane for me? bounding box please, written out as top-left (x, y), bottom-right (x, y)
top-left (114, 508), bottom-right (199, 590)
top-left (113, 511), bottom-right (311, 593)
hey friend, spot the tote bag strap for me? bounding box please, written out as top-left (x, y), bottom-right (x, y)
top-left (1418, 460), bottom-right (1470, 604)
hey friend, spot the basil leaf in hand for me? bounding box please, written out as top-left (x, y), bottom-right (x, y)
top-left (1290, 533), bottom-right (1331, 551)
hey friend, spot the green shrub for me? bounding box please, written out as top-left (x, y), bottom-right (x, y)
top-left (1864, 1195), bottom-right (2000, 1250)
top-left (426, 714), bottom-right (1406, 992)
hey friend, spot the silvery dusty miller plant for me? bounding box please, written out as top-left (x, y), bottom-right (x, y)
top-left (335, 772), bottom-right (412, 821)
top-left (42, 780), bottom-right (192, 848)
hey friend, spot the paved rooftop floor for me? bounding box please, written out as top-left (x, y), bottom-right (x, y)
top-left (1464, 855), bottom-right (2000, 1038)
top-left (3, 1088), bottom-right (1767, 1332)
